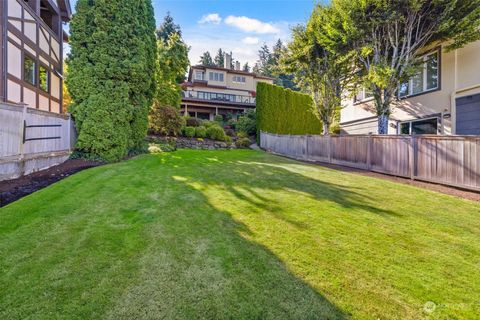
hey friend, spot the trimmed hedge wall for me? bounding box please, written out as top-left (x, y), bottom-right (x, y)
top-left (256, 83), bottom-right (322, 135)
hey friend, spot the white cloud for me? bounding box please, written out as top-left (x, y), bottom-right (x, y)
top-left (198, 13), bottom-right (222, 24)
top-left (242, 37), bottom-right (260, 45)
top-left (224, 15), bottom-right (280, 34)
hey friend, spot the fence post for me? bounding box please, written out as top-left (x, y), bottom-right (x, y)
top-left (409, 134), bottom-right (416, 180)
top-left (367, 133), bottom-right (373, 171)
top-left (328, 135), bottom-right (332, 164)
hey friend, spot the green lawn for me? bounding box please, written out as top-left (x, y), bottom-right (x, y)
top-left (1, 150), bottom-right (479, 319)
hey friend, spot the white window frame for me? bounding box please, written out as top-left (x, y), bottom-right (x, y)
top-left (398, 50), bottom-right (440, 98)
top-left (233, 75), bottom-right (246, 84)
top-left (194, 71), bottom-right (204, 81)
top-left (354, 88), bottom-right (373, 103)
top-left (209, 72), bottom-right (224, 82)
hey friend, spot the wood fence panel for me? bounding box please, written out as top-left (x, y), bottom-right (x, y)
top-left (0, 104), bottom-right (23, 157)
top-left (0, 103), bottom-right (74, 159)
top-left (330, 136), bottom-right (369, 169)
top-left (371, 136), bottom-right (411, 177)
top-left (260, 131), bottom-right (480, 192)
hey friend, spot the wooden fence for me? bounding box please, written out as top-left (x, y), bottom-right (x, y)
top-left (0, 103), bottom-right (76, 180)
top-left (260, 131), bottom-right (480, 192)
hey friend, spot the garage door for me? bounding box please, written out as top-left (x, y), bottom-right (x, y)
top-left (456, 93), bottom-right (480, 135)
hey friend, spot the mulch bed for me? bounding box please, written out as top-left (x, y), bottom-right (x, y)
top-left (0, 159), bottom-right (102, 207)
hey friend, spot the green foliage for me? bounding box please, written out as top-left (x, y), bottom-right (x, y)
top-left (201, 120), bottom-right (217, 128)
top-left (186, 117), bottom-right (201, 127)
top-left (153, 32), bottom-right (189, 106)
top-left (214, 115), bottom-right (224, 124)
top-left (236, 109), bottom-right (257, 136)
top-left (195, 126), bottom-right (207, 138)
top-left (214, 48), bottom-right (225, 67)
top-left (226, 118), bottom-right (237, 130)
top-left (235, 137), bottom-right (252, 148)
top-left (254, 40), bottom-right (298, 91)
top-left (206, 125), bottom-right (226, 141)
top-left (156, 12), bottom-right (181, 42)
top-left (327, 0), bottom-right (480, 133)
top-left (67, 0), bottom-right (156, 162)
top-left (149, 105), bottom-right (184, 136)
top-left (184, 126), bottom-right (196, 138)
top-left (257, 82), bottom-right (322, 136)
top-left (199, 51), bottom-right (214, 66)
top-left (237, 131), bottom-right (249, 139)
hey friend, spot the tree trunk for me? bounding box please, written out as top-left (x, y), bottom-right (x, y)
top-left (378, 114), bottom-right (389, 134)
top-left (323, 121), bottom-right (330, 135)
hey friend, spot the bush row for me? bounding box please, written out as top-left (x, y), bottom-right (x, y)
top-left (256, 82), bottom-right (322, 135)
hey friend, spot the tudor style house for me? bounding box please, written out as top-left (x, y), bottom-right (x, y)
top-left (0, 0), bottom-right (71, 114)
top-left (181, 53), bottom-right (274, 120)
top-left (340, 40), bottom-right (480, 135)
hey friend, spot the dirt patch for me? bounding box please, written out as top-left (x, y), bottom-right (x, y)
top-left (0, 159), bottom-right (102, 207)
top-left (312, 162), bottom-right (480, 202)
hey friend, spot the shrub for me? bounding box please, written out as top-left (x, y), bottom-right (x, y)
top-left (225, 128), bottom-right (235, 137)
top-left (236, 109), bottom-right (257, 136)
top-left (225, 136), bottom-right (232, 143)
top-left (236, 137), bottom-right (251, 148)
top-left (184, 126), bottom-right (195, 138)
top-left (149, 105), bottom-right (184, 136)
top-left (237, 131), bottom-right (249, 139)
top-left (186, 117), bottom-right (201, 127)
top-left (214, 114), bottom-right (224, 123)
top-left (206, 125), bottom-right (226, 141)
top-left (195, 126), bottom-right (207, 138)
top-left (256, 82), bottom-right (322, 135)
top-left (202, 120), bottom-right (216, 128)
top-left (227, 118), bottom-right (237, 130)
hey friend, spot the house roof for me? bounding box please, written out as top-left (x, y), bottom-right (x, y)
top-left (189, 65), bottom-right (275, 81)
top-left (58, 0), bottom-right (73, 22)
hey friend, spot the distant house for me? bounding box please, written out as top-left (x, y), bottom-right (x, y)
top-left (0, 0), bottom-right (72, 113)
top-left (340, 40), bottom-right (480, 135)
top-left (181, 53), bottom-right (274, 120)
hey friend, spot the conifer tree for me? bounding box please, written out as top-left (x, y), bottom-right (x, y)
top-left (67, 0), bottom-right (157, 161)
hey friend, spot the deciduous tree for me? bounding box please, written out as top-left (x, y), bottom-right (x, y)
top-left (328, 0), bottom-right (480, 133)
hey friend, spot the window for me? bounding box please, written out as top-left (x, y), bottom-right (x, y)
top-left (209, 72), bottom-right (224, 82)
top-left (233, 75), bottom-right (246, 83)
top-left (39, 65), bottom-right (50, 92)
top-left (24, 55), bottom-right (36, 86)
top-left (194, 71), bottom-right (205, 80)
top-left (399, 51), bottom-right (439, 98)
top-left (399, 117), bottom-right (439, 135)
top-left (354, 88), bottom-right (373, 103)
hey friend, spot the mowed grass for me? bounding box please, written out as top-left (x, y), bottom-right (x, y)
top-left (1, 150), bottom-right (479, 319)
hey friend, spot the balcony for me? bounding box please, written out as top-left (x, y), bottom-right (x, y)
top-left (182, 91), bottom-right (255, 105)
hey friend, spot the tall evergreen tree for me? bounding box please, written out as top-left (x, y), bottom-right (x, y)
top-left (199, 51), bottom-right (214, 66)
top-left (67, 0), bottom-right (157, 161)
top-left (242, 62), bottom-right (250, 72)
top-left (156, 11), bottom-right (181, 41)
top-left (256, 44), bottom-right (274, 76)
top-left (214, 48), bottom-right (225, 67)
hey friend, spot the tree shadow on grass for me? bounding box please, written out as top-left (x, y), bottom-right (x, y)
top-left (104, 157), bottom-right (351, 319)
top-left (0, 150), bottom-right (406, 319)
top-left (109, 150), bottom-right (405, 319)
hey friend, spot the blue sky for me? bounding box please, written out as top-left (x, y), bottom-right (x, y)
top-left (68, 0), bottom-right (319, 66)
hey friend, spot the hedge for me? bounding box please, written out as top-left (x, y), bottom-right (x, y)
top-left (256, 82), bottom-right (322, 135)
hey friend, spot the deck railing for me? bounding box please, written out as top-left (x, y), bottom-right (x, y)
top-left (182, 91), bottom-right (255, 104)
